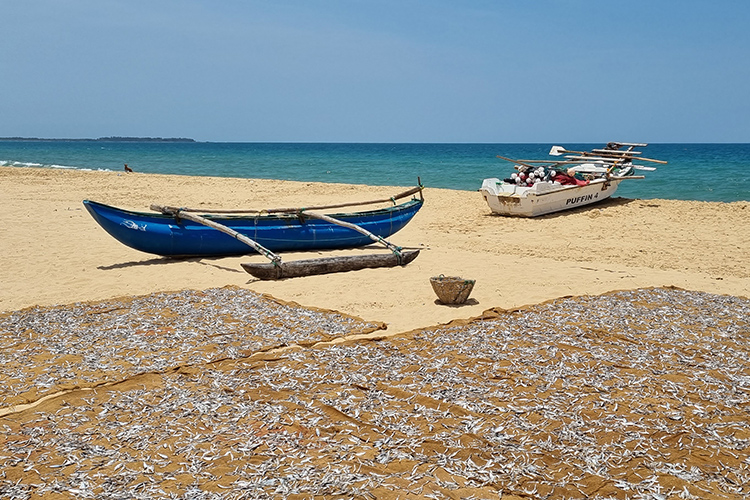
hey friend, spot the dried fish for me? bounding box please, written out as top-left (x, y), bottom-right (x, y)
top-left (1, 287), bottom-right (749, 499)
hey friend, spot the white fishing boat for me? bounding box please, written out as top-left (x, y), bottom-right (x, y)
top-left (479, 142), bottom-right (665, 217)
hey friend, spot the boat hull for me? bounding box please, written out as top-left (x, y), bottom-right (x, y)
top-left (479, 178), bottom-right (621, 217)
top-left (84, 198), bottom-right (423, 257)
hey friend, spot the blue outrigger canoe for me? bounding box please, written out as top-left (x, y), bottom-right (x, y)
top-left (83, 195), bottom-right (423, 258)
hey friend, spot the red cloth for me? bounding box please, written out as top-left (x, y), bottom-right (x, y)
top-left (555, 173), bottom-right (589, 186)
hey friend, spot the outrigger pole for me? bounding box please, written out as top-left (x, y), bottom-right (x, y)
top-left (239, 204), bottom-right (421, 280)
top-left (150, 181), bottom-right (423, 280)
top-left (150, 205), bottom-right (282, 265)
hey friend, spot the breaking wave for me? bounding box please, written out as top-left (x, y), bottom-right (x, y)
top-left (1, 160), bottom-right (111, 172)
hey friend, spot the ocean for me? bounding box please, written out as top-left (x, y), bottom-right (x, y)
top-left (1, 141), bottom-right (748, 202)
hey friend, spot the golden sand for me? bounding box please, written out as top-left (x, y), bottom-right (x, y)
top-left (1, 166), bottom-right (748, 332)
top-left (1, 166), bottom-right (749, 498)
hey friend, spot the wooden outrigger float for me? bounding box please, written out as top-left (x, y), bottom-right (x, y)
top-left (84, 182), bottom-right (424, 280)
top-left (240, 249), bottom-right (421, 280)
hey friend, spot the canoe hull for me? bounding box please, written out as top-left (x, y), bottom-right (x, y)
top-left (479, 178), bottom-right (621, 217)
top-left (84, 199), bottom-right (423, 257)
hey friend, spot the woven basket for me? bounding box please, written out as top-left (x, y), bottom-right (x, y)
top-left (430, 275), bottom-right (476, 304)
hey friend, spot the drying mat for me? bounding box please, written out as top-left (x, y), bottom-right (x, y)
top-left (0, 285), bottom-right (384, 412)
top-left (1, 287), bottom-right (749, 499)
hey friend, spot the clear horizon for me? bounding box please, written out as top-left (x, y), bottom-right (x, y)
top-left (2, 136), bottom-right (749, 145)
top-left (2, 1), bottom-right (749, 143)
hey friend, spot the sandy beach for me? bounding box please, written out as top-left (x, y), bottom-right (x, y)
top-left (1, 166), bottom-right (748, 332)
top-left (2, 166), bottom-right (750, 499)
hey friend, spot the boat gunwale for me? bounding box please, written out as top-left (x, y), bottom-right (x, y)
top-left (83, 197), bottom-right (423, 222)
top-left (483, 177), bottom-right (616, 199)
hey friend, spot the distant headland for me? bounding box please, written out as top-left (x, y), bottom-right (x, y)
top-left (0, 137), bottom-right (196, 143)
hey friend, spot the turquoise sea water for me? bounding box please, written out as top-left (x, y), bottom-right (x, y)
top-left (1, 141), bottom-right (748, 202)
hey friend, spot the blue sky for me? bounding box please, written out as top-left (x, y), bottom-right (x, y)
top-left (2, 1), bottom-right (748, 142)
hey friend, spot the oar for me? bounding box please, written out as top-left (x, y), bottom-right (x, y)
top-left (512, 159), bottom-right (582, 164)
top-left (606, 142), bottom-right (648, 148)
top-left (549, 145), bottom-right (573, 156)
top-left (562, 155), bottom-right (632, 162)
top-left (562, 153), bottom-right (667, 165)
top-left (496, 155), bottom-right (541, 169)
top-left (550, 145), bottom-right (642, 157)
top-left (150, 205), bottom-right (282, 265)
top-left (551, 146), bottom-right (667, 164)
top-left (590, 148), bottom-right (642, 155)
top-left (560, 156), bottom-right (657, 171)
